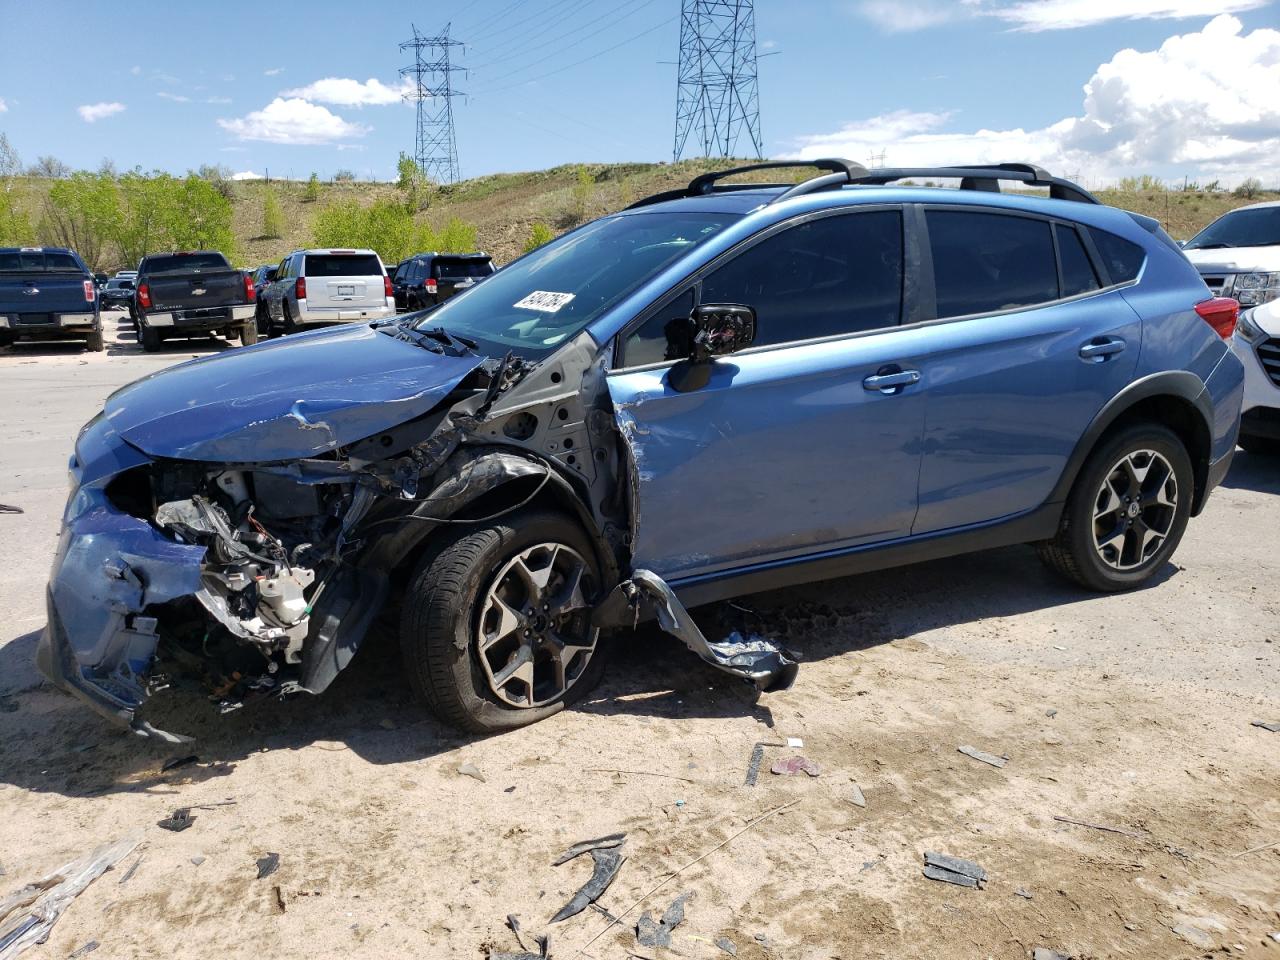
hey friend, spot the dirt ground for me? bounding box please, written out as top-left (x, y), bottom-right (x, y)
top-left (1, 312), bottom-right (1278, 960)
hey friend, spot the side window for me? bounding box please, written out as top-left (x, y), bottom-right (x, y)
top-left (1056, 223), bottom-right (1100, 297)
top-left (623, 288), bottom-right (697, 368)
top-left (1090, 228), bottom-right (1146, 284)
top-left (927, 210), bottom-right (1058, 318)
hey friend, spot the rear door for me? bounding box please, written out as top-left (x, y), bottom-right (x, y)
top-left (304, 252), bottom-right (386, 310)
top-left (141, 253), bottom-right (242, 309)
top-left (607, 207), bottom-right (926, 582)
top-left (910, 207), bottom-right (1142, 533)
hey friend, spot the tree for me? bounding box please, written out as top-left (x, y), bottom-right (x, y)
top-left (431, 216), bottom-right (478, 254)
top-left (304, 172), bottom-right (321, 202)
top-left (28, 155), bottom-right (71, 178)
top-left (44, 172), bottom-right (121, 268)
top-left (396, 153), bottom-right (419, 190)
top-left (571, 164), bottom-right (595, 223)
top-left (0, 133), bottom-right (31, 244)
top-left (262, 187), bottom-right (284, 239)
top-left (1233, 177), bottom-right (1262, 200)
top-left (333, 169), bottom-right (356, 183)
top-left (523, 222), bottom-right (555, 253)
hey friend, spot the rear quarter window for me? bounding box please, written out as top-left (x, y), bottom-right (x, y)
top-left (305, 254), bottom-right (383, 277)
top-left (1089, 229), bottom-right (1146, 284)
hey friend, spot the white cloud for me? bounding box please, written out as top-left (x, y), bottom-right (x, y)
top-left (0, 98), bottom-right (7, 113)
top-left (264, 67), bottom-right (285, 76)
top-left (78, 102), bottom-right (126, 122)
top-left (280, 76), bottom-right (412, 107)
top-left (856, 0), bottom-right (1268, 31)
top-left (217, 97), bottom-right (369, 144)
top-left (129, 65), bottom-right (141, 76)
top-left (761, 39), bottom-right (778, 50)
top-left (157, 91), bottom-right (190, 103)
top-left (206, 96), bottom-right (232, 104)
top-left (788, 16), bottom-right (1280, 184)
top-left (230, 170), bottom-right (264, 181)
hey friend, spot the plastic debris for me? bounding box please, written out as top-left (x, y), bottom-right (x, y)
top-left (160, 755), bottom-right (199, 773)
top-left (715, 936), bottom-right (737, 955)
top-left (68, 942), bottom-right (99, 958)
top-left (957, 745), bottom-right (1007, 768)
top-left (770, 757), bottom-right (820, 777)
top-left (0, 504), bottom-right (23, 515)
top-left (1045, 708), bottom-right (1058, 718)
top-left (848, 783), bottom-right (866, 808)
top-left (1172, 924), bottom-right (1213, 948)
top-left (0, 833), bottom-right (140, 960)
top-left (551, 848), bottom-right (625, 923)
top-left (190, 857), bottom-right (206, 867)
top-left (1268, 932), bottom-right (1280, 943)
top-left (255, 853), bottom-right (280, 880)
top-left (922, 851), bottom-right (987, 889)
top-left (1251, 720), bottom-right (1280, 733)
top-left (636, 892), bottom-right (691, 948)
top-left (551, 833), bottom-right (625, 867)
top-left (1032, 949), bottom-right (1069, 960)
top-left (157, 808), bottom-right (194, 833)
top-left (458, 762), bottom-right (486, 783)
top-left (1015, 887), bottom-right (1033, 899)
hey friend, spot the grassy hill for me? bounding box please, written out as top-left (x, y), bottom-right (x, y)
top-left (7, 161), bottom-right (1276, 272)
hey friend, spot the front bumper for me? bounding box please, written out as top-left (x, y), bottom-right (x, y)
top-left (295, 299), bottom-right (397, 326)
top-left (143, 304), bottom-right (256, 331)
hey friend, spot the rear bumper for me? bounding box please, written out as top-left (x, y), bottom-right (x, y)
top-left (295, 299), bottom-right (396, 325)
top-left (142, 303), bottom-right (255, 331)
top-left (0, 311), bottom-right (99, 337)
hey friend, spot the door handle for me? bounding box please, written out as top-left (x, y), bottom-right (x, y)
top-left (863, 368), bottom-right (921, 393)
top-left (1079, 338), bottom-right (1126, 361)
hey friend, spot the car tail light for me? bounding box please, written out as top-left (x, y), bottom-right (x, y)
top-left (83, 280), bottom-right (95, 302)
top-left (138, 283), bottom-right (152, 309)
top-left (425, 278), bottom-right (438, 295)
top-left (243, 272), bottom-right (256, 302)
top-left (1194, 297), bottom-right (1238, 339)
top-left (295, 277), bottom-right (306, 300)
top-left (383, 273), bottom-right (393, 298)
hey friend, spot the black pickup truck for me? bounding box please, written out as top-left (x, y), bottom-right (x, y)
top-left (0, 247), bottom-right (103, 351)
top-left (134, 251), bottom-right (257, 351)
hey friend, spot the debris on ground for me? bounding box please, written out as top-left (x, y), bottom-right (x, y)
top-left (922, 851), bottom-right (987, 889)
top-left (190, 857), bottom-right (205, 866)
top-left (116, 854), bottom-right (142, 886)
top-left (589, 903), bottom-right (620, 923)
top-left (957, 745), bottom-right (1008, 768)
top-left (1171, 923), bottom-right (1214, 948)
top-left (160, 755), bottom-right (199, 773)
top-left (156, 808), bottom-right (194, 833)
top-left (636, 892), bottom-right (690, 948)
top-left (1268, 932), bottom-right (1280, 943)
top-left (860, 856), bottom-right (885, 873)
top-left (743, 741), bottom-right (786, 787)
top-left (0, 833), bottom-right (140, 959)
top-left (1251, 720), bottom-right (1280, 732)
top-left (848, 783), bottom-right (866, 808)
top-left (255, 853), bottom-right (280, 880)
top-left (1052, 815), bottom-right (1145, 839)
top-left (1032, 948), bottom-right (1070, 960)
top-left (0, 504), bottom-right (23, 515)
top-left (550, 839), bottom-right (626, 923)
top-left (551, 833), bottom-right (626, 866)
top-left (770, 756), bottom-right (820, 777)
top-left (272, 884), bottom-right (286, 914)
top-left (68, 941), bottom-right (99, 958)
top-left (458, 762), bottom-right (486, 783)
top-left (1045, 708), bottom-right (1058, 718)
top-left (715, 936), bottom-right (737, 955)
top-left (1015, 887), bottom-right (1034, 899)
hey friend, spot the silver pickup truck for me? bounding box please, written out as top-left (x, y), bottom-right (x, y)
top-left (0, 246), bottom-right (103, 351)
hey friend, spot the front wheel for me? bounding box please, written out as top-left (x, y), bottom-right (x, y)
top-left (399, 508), bottom-right (606, 733)
top-left (1038, 423), bottom-right (1192, 592)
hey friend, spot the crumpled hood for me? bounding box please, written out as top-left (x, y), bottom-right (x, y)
top-left (104, 323), bottom-right (486, 462)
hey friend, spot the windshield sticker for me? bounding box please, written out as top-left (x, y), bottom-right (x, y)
top-left (514, 290), bottom-right (576, 313)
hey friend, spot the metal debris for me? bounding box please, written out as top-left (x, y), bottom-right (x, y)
top-left (1251, 720), bottom-right (1280, 733)
top-left (255, 853), bottom-right (280, 880)
top-left (957, 745), bottom-right (1008, 768)
top-left (922, 851), bottom-right (987, 889)
top-left (552, 833), bottom-right (626, 867)
top-left (0, 504), bottom-right (23, 515)
top-left (848, 783), bottom-right (866, 808)
top-left (1053, 815), bottom-right (1145, 840)
top-left (1032, 949), bottom-right (1070, 960)
top-left (458, 762), bottom-right (486, 783)
top-left (1045, 708), bottom-right (1058, 718)
top-left (1014, 887), bottom-right (1034, 899)
top-left (636, 892), bottom-right (691, 948)
top-left (68, 942), bottom-right (99, 959)
top-left (551, 848), bottom-right (625, 923)
top-left (715, 936), bottom-right (737, 955)
top-left (160, 755), bottom-right (198, 773)
top-left (156, 808), bottom-right (194, 833)
top-left (770, 756), bottom-right (820, 777)
top-left (117, 855), bottom-right (142, 886)
top-left (272, 884), bottom-right (286, 914)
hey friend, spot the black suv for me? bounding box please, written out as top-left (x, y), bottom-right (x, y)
top-left (393, 252), bottom-right (494, 311)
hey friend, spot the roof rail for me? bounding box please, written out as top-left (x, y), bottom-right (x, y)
top-left (772, 162), bottom-right (1099, 205)
top-left (627, 158), bottom-right (869, 210)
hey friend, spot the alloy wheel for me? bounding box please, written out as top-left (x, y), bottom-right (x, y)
top-left (475, 542), bottom-right (597, 708)
top-left (1091, 449), bottom-right (1178, 571)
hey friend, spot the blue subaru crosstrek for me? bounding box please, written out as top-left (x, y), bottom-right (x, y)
top-left (38, 160), bottom-right (1244, 739)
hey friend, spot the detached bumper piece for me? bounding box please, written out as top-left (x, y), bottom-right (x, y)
top-left (595, 569), bottom-right (798, 691)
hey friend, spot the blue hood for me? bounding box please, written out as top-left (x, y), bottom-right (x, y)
top-left (104, 324), bottom-right (486, 462)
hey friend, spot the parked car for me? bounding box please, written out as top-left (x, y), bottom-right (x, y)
top-left (1182, 200), bottom-right (1279, 308)
top-left (100, 277), bottom-right (135, 309)
top-left (0, 246), bottom-right (103, 351)
top-left (1232, 298), bottom-right (1280, 455)
top-left (38, 159), bottom-right (1243, 741)
top-left (393, 252), bottom-right (495, 311)
top-left (133, 251), bottom-right (258, 352)
top-left (114, 270), bottom-right (138, 281)
top-left (249, 264), bottom-right (278, 334)
top-left (260, 248), bottom-right (395, 335)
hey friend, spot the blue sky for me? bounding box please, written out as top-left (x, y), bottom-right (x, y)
top-left (0, 0), bottom-right (1276, 185)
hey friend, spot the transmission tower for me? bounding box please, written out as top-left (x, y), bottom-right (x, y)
top-left (673, 0), bottom-right (763, 161)
top-left (399, 24), bottom-right (465, 184)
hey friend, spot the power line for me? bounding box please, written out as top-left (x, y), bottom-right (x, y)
top-left (399, 24), bottom-right (466, 184)
top-left (673, 0), bottom-right (763, 161)
top-left (466, 0), bottom-right (588, 66)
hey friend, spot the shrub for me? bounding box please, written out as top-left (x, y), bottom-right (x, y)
top-left (523, 222), bottom-right (555, 253)
top-left (304, 172), bottom-right (321, 202)
top-left (333, 169), bottom-right (356, 183)
top-left (262, 187), bottom-right (284, 239)
top-left (1233, 177), bottom-right (1262, 200)
top-left (28, 155), bottom-right (71, 179)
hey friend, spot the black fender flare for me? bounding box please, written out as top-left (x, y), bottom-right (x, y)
top-left (1047, 370), bottom-right (1214, 514)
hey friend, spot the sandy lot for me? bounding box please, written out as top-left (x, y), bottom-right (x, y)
top-left (1, 311), bottom-right (1278, 960)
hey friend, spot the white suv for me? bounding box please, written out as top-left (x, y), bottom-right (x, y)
top-left (263, 248), bottom-right (396, 335)
top-left (1233, 299), bottom-right (1280, 455)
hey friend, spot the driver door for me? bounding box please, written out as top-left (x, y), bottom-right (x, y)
top-left (606, 208), bottom-right (927, 584)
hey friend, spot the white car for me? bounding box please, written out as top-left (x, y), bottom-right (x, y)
top-left (262, 248), bottom-right (396, 336)
top-left (1233, 298), bottom-right (1280, 456)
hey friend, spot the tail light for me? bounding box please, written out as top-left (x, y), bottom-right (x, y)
top-left (383, 273), bottom-right (394, 298)
top-left (83, 280), bottom-right (95, 302)
top-left (425, 278), bottom-right (438, 295)
top-left (295, 277), bottom-right (306, 300)
top-left (137, 283), bottom-right (152, 309)
top-left (243, 272), bottom-right (256, 302)
top-left (1194, 297), bottom-right (1238, 339)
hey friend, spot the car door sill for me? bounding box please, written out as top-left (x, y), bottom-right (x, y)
top-left (669, 502), bottom-right (1063, 610)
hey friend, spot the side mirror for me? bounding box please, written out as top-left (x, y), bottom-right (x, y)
top-left (667, 303), bottom-right (757, 393)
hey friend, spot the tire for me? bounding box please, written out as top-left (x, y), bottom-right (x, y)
top-left (256, 303), bottom-right (269, 337)
top-left (1038, 422), bottom-right (1193, 592)
top-left (240, 321), bottom-right (259, 346)
top-left (86, 326), bottom-right (105, 352)
top-left (140, 324), bottom-right (162, 352)
top-left (281, 302), bottom-right (297, 335)
top-left (399, 508), bottom-right (607, 733)
top-left (1239, 434), bottom-right (1280, 458)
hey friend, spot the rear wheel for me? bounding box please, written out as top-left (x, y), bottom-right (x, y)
top-left (86, 326), bottom-right (105, 352)
top-left (281, 302), bottom-right (297, 335)
top-left (1038, 423), bottom-right (1192, 592)
top-left (1239, 434), bottom-right (1280, 458)
top-left (399, 508), bottom-right (606, 733)
top-left (239, 321), bottom-right (259, 346)
top-left (140, 324), bottom-right (162, 352)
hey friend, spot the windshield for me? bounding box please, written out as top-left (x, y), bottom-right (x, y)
top-left (0, 251), bottom-right (83, 273)
top-left (106, 279), bottom-right (133, 290)
top-left (1185, 207), bottom-right (1280, 250)
top-left (142, 253), bottom-right (230, 274)
top-left (411, 212), bottom-right (737, 358)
